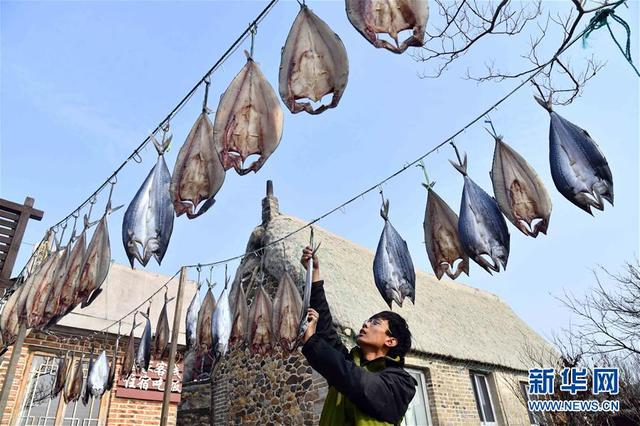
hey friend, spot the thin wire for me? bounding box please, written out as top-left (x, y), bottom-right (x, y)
top-left (7, 0), bottom-right (280, 294)
top-left (186, 2), bottom-right (624, 269)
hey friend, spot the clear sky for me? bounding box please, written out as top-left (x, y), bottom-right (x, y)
top-left (1, 1), bottom-right (638, 342)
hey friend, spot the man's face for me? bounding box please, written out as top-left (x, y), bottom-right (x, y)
top-left (356, 315), bottom-right (398, 352)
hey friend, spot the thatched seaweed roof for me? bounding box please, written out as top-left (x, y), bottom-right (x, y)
top-left (255, 213), bottom-right (551, 372)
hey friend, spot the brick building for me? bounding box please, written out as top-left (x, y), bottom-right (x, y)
top-left (177, 184), bottom-right (555, 425)
top-left (0, 264), bottom-right (196, 425)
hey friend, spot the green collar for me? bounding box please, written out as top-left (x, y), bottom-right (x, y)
top-left (350, 347), bottom-right (403, 371)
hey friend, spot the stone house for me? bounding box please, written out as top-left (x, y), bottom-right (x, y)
top-left (178, 182), bottom-right (552, 425)
top-left (0, 264), bottom-right (196, 426)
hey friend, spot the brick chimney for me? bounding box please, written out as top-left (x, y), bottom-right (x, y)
top-left (261, 180), bottom-right (280, 225)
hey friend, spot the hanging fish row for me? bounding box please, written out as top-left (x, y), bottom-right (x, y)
top-left (51, 344), bottom-right (117, 405)
top-left (0, 198), bottom-right (119, 351)
top-left (122, 1), bottom-right (430, 268)
top-left (185, 266), bottom-right (314, 362)
top-left (373, 100), bottom-right (614, 307)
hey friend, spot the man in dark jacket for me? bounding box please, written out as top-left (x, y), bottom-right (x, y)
top-left (300, 246), bottom-right (417, 426)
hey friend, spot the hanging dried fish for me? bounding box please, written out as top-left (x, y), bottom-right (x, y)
top-left (0, 285), bottom-right (24, 346)
top-left (106, 334), bottom-right (119, 391)
top-left (83, 347), bottom-right (94, 406)
top-left (229, 282), bottom-right (248, 349)
top-left (52, 227), bottom-right (87, 323)
top-left (136, 307), bottom-right (152, 372)
top-left (42, 243), bottom-right (72, 327)
top-left (535, 97), bottom-right (613, 214)
top-left (52, 353), bottom-right (68, 399)
top-left (153, 292), bottom-right (174, 358)
top-left (185, 281), bottom-right (202, 352)
top-left (273, 272), bottom-right (303, 351)
top-left (196, 284), bottom-right (216, 354)
top-left (64, 354), bottom-right (84, 404)
top-left (78, 197), bottom-right (120, 309)
top-left (373, 197), bottom-right (416, 307)
top-left (171, 106), bottom-right (226, 219)
top-left (121, 314), bottom-right (138, 379)
top-left (297, 230), bottom-right (319, 342)
top-left (88, 350), bottom-right (110, 397)
top-left (214, 51), bottom-right (284, 175)
top-left (346, 0), bottom-right (429, 54)
top-left (279, 4), bottom-right (349, 114)
top-left (490, 134), bottom-right (552, 237)
top-left (25, 248), bottom-right (65, 328)
top-left (419, 164), bottom-right (469, 280)
top-left (211, 286), bottom-right (232, 359)
top-left (451, 152), bottom-right (511, 274)
top-left (248, 285), bottom-right (274, 355)
top-left (123, 135), bottom-right (175, 267)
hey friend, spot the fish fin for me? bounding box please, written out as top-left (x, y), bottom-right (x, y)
top-left (449, 154), bottom-right (468, 176)
top-left (81, 289), bottom-right (103, 308)
top-left (186, 196), bottom-right (216, 219)
top-left (534, 95), bottom-right (552, 112)
top-left (379, 199), bottom-right (390, 221)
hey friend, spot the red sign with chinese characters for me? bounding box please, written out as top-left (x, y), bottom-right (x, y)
top-left (115, 360), bottom-right (183, 403)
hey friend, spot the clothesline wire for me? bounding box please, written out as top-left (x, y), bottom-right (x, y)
top-left (185, 0), bottom-right (626, 270)
top-left (9, 0), bottom-right (280, 288)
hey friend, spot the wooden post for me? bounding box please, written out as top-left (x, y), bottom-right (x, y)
top-left (160, 266), bottom-right (187, 426)
top-left (0, 323), bottom-right (28, 418)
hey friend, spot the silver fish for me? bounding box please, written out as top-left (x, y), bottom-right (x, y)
top-left (229, 282), bottom-right (248, 349)
top-left (346, 0), bottom-right (429, 54)
top-left (185, 282), bottom-right (202, 352)
top-left (297, 231), bottom-right (318, 341)
top-left (535, 97), bottom-right (613, 214)
top-left (136, 308), bottom-right (152, 372)
top-left (273, 271), bottom-right (303, 352)
top-left (248, 286), bottom-right (274, 355)
top-left (490, 135), bottom-right (552, 237)
top-left (422, 180), bottom-right (469, 280)
top-left (452, 154), bottom-right (510, 274)
top-left (279, 4), bottom-right (349, 114)
top-left (211, 287), bottom-right (232, 359)
top-left (171, 111), bottom-right (226, 219)
top-left (123, 136), bottom-right (174, 268)
top-left (373, 199), bottom-right (416, 307)
top-left (153, 292), bottom-right (174, 358)
top-left (196, 285), bottom-right (216, 354)
top-left (88, 350), bottom-right (110, 397)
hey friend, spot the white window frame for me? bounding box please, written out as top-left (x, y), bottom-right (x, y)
top-left (401, 367), bottom-right (433, 426)
top-left (470, 372), bottom-right (498, 426)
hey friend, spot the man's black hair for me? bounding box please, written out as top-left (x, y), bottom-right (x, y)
top-left (371, 311), bottom-right (411, 359)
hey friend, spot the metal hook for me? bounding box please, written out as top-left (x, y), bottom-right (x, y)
top-left (224, 264), bottom-right (229, 290)
top-left (249, 23), bottom-right (258, 57)
top-left (202, 78), bottom-right (211, 113)
top-left (416, 160), bottom-right (433, 188)
top-left (450, 140), bottom-right (463, 165)
top-left (132, 150), bottom-right (143, 163)
top-left (483, 115), bottom-right (499, 139)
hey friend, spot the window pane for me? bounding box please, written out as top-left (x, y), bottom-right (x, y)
top-left (470, 374), bottom-right (485, 422)
top-left (401, 369), bottom-right (431, 426)
top-left (520, 382), bottom-right (538, 425)
top-left (18, 355), bottom-right (60, 426)
top-left (477, 375), bottom-right (495, 422)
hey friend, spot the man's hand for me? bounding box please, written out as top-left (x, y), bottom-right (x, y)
top-left (301, 246), bottom-right (321, 283)
top-left (303, 308), bottom-right (319, 343)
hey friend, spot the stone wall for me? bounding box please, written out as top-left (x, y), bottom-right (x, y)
top-left (177, 379), bottom-right (211, 426)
